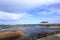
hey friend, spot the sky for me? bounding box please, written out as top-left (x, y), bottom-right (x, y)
top-left (0, 0), bottom-right (60, 24)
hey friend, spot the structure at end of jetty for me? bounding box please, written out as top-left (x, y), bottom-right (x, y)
top-left (40, 21), bottom-right (48, 26)
top-left (40, 21), bottom-right (60, 28)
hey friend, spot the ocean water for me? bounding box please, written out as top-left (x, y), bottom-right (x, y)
top-left (0, 25), bottom-right (60, 38)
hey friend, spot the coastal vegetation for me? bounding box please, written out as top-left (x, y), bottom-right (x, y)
top-left (0, 30), bottom-right (24, 40)
top-left (48, 26), bottom-right (60, 28)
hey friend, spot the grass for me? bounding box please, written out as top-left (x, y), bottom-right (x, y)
top-left (48, 26), bottom-right (60, 28)
top-left (0, 30), bottom-right (24, 40)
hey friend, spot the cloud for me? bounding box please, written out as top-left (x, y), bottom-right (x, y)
top-left (40, 16), bottom-right (60, 23)
top-left (0, 0), bottom-right (60, 24)
top-left (37, 11), bottom-right (53, 15)
top-left (38, 16), bottom-right (60, 23)
top-left (0, 0), bottom-right (60, 13)
top-left (48, 16), bottom-right (60, 21)
top-left (35, 3), bottom-right (60, 16)
top-left (37, 9), bottom-right (60, 16)
top-left (0, 11), bottom-right (30, 20)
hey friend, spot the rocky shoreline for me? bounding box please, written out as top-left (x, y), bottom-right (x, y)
top-left (19, 31), bottom-right (60, 40)
top-left (0, 29), bottom-right (60, 40)
top-left (37, 33), bottom-right (60, 40)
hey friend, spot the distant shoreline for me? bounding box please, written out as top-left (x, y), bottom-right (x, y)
top-left (0, 24), bottom-right (60, 29)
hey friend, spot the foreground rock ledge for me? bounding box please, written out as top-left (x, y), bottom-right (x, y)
top-left (37, 33), bottom-right (60, 40)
